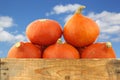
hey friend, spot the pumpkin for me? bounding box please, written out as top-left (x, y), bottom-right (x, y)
top-left (34, 44), bottom-right (48, 53)
top-left (7, 42), bottom-right (42, 58)
top-left (77, 47), bottom-right (86, 55)
top-left (81, 42), bottom-right (116, 58)
top-left (63, 6), bottom-right (100, 47)
top-left (26, 19), bottom-right (62, 46)
top-left (42, 39), bottom-right (80, 59)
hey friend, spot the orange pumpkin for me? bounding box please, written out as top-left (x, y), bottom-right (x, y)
top-left (42, 39), bottom-right (80, 59)
top-left (34, 44), bottom-right (48, 53)
top-left (63, 6), bottom-right (100, 47)
top-left (81, 42), bottom-right (116, 58)
top-left (7, 42), bottom-right (42, 58)
top-left (26, 19), bottom-right (62, 46)
top-left (77, 47), bottom-right (86, 55)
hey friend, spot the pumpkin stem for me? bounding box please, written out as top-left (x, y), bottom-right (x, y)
top-left (57, 38), bottom-right (62, 44)
top-left (15, 42), bottom-right (22, 48)
top-left (39, 19), bottom-right (47, 22)
top-left (106, 42), bottom-right (112, 48)
top-left (75, 5), bottom-right (86, 14)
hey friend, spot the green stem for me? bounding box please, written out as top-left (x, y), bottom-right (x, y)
top-left (75, 5), bottom-right (86, 14)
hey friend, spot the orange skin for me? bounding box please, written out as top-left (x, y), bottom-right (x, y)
top-left (81, 42), bottom-right (116, 58)
top-left (34, 44), bottom-right (47, 52)
top-left (7, 42), bottom-right (42, 58)
top-left (43, 43), bottom-right (80, 59)
top-left (77, 47), bottom-right (86, 55)
top-left (63, 8), bottom-right (100, 47)
top-left (26, 19), bottom-right (62, 46)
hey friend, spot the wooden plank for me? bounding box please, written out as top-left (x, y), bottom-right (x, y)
top-left (0, 58), bottom-right (120, 80)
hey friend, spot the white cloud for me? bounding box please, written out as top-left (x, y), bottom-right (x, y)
top-left (14, 34), bottom-right (26, 42)
top-left (111, 37), bottom-right (120, 42)
top-left (0, 30), bottom-right (26, 43)
top-left (46, 4), bottom-right (82, 16)
top-left (88, 11), bottom-right (120, 34)
top-left (0, 16), bottom-right (26, 43)
top-left (88, 11), bottom-right (120, 42)
top-left (0, 30), bottom-right (14, 41)
top-left (95, 20), bottom-right (120, 34)
top-left (0, 27), bottom-right (3, 31)
top-left (0, 16), bottom-right (15, 28)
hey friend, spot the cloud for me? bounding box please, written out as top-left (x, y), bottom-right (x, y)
top-left (0, 30), bottom-right (26, 43)
top-left (0, 16), bottom-right (26, 43)
top-left (88, 11), bottom-right (120, 42)
top-left (111, 37), bottom-right (120, 42)
top-left (46, 4), bottom-right (81, 16)
top-left (0, 16), bottom-right (16, 28)
top-left (88, 11), bottom-right (120, 34)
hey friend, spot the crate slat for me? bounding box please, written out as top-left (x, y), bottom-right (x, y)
top-left (0, 58), bottom-right (120, 80)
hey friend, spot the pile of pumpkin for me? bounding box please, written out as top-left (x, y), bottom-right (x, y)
top-left (7, 6), bottom-right (116, 58)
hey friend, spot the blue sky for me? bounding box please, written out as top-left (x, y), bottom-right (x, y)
top-left (0, 0), bottom-right (120, 58)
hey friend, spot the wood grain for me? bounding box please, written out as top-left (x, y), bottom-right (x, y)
top-left (0, 58), bottom-right (120, 80)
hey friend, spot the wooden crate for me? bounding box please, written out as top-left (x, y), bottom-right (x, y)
top-left (0, 58), bottom-right (120, 80)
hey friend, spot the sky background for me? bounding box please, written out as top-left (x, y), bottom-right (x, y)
top-left (0, 0), bottom-right (120, 58)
